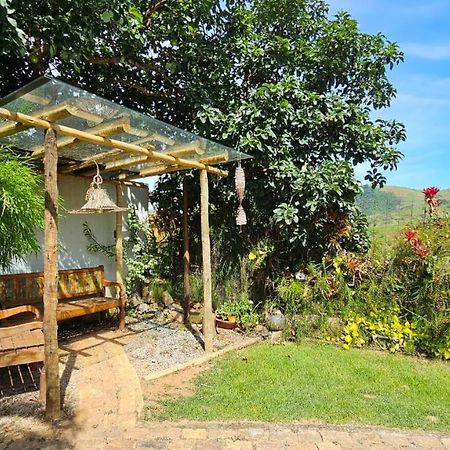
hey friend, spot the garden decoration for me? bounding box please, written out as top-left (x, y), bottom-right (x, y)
top-left (69, 162), bottom-right (127, 214)
top-left (235, 161), bottom-right (247, 226)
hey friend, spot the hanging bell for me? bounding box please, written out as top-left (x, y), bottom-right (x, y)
top-left (69, 164), bottom-right (127, 214)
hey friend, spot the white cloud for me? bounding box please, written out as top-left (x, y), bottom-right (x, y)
top-left (402, 43), bottom-right (450, 60)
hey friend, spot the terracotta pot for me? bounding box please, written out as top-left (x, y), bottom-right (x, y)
top-left (215, 317), bottom-right (237, 330)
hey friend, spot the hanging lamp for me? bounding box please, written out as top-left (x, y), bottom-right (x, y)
top-left (235, 161), bottom-right (247, 226)
top-left (69, 162), bottom-right (127, 214)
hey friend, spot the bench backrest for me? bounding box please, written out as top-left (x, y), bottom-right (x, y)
top-left (0, 266), bottom-right (105, 309)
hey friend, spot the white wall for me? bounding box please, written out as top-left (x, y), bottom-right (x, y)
top-left (5, 174), bottom-right (149, 281)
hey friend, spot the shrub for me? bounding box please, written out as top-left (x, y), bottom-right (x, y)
top-left (274, 219), bottom-right (450, 360)
top-left (0, 149), bottom-right (44, 269)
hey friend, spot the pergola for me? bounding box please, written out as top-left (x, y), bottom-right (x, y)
top-left (0, 77), bottom-right (250, 419)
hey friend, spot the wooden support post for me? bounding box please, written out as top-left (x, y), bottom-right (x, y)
top-left (115, 184), bottom-right (126, 331)
top-left (183, 179), bottom-right (192, 323)
top-left (200, 170), bottom-right (215, 352)
top-left (43, 128), bottom-right (61, 420)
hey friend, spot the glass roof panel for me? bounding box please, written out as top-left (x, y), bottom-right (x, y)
top-left (0, 77), bottom-right (250, 177)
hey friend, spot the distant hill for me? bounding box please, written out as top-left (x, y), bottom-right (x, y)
top-left (357, 185), bottom-right (450, 226)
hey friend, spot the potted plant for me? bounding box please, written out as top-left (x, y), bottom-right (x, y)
top-left (215, 302), bottom-right (238, 329)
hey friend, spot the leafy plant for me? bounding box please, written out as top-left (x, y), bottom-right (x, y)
top-left (83, 206), bottom-right (172, 296)
top-left (0, 149), bottom-right (44, 269)
top-left (337, 314), bottom-right (415, 353)
top-left (216, 293), bottom-right (259, 330)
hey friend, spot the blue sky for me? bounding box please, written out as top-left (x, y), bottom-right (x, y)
top-left (328, 0), bottom-right (450, 188)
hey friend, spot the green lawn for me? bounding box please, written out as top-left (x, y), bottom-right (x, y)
top-left (147, 343), bottom-right (450, 431)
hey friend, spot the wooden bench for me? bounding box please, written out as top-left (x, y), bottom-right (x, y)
top-left (0, 305), bottom-right (45, 398)
top-left (0, 265), bottom-right (125, 331)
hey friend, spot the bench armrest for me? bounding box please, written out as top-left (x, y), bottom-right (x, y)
top-left (104, 280), bottom-right (125, 298)
top-left (0, 305), bottom-right (43, 321)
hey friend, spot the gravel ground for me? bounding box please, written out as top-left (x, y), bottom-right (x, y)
top-left (123, 317), bottom-right (252, 378)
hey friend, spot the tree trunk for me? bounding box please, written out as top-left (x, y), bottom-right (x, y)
top-left (183, 179), bottom-right (191, 323)
top-left (200, 170), bottom-right (215, 352)
top-left (43, 128), bottom-right (60, 420)
top-left (115, 184), bottom-right (125, 331)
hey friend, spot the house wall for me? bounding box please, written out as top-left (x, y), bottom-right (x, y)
top-left (5, 174), bottom-right (149, 281)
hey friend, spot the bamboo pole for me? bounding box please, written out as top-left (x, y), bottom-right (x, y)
top-left (0, 108), bottom-right (228, 177)
top-left (183, 179), bottom-right (192, 323)
top-left (43, 128), bottom-right (61, 420)
top-left (200, 169), bottom-right (215, 352)
top-left (115, 184), bottom-right (126, 331)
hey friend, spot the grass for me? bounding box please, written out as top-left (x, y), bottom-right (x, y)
top-left (147, 343), bottom-right (450, 431)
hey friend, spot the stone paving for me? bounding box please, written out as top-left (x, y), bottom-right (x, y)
top-left (75, 421), bottom-right (450, 450)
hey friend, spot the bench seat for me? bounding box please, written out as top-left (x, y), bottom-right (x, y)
top-left (0, 265), bottom-right (125, 330)
top-left (54, 296), bottom-right (122, 321)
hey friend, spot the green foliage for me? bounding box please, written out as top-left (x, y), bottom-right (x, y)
top-left (2, 0), bottom-right (405, 282)
top-left (148, 279), bottom-right (173, 303)
top-left (215, 294), bottom-right (259, 331)
top-left (0, 0), bottom-right (25, 55)
top-left (188, 270), bottom-right (204, 306)
top-left (82, 222), bottom-right (115, 257)
top-left (0, 149), bottom-right (44, 270)
top-left (274, 219), bottom-right (450, 359)
top-left (338, 315), bottom-right (415, 353)
top-left (83, 207), bottom-right (172, 296)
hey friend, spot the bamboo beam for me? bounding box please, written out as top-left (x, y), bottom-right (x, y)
top-left (200, 169), bottom-right (215, 352)
top-left (183, 179), bottom-right (191, 323)
top-left (130, 154), bottom-right (229, 179)
top-left (164, 140), bottom-right (206, 157)
top-left (60, 149), bottom-right (125, 174)
top-left (115, 184), bottom-right (125, 331)
top-left (32, 117), bottom-right (134, 156)
top-left (43, 128), bottom-right (61, 420)
top-left (0, 108), bottom-right (228, 177)
top-left (22, 93), bottom-right (51, 105)
top-left (0, 102), bottom-right (105, 139)
top-left (131, 133), bottom-right (175, 146)
top-left (0, 103), bottom-right (72, 138)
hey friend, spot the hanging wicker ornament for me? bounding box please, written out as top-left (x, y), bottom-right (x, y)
top-left (235, 162), bottom-right (247, 226)
top-left (69, 163), bottom-right (127, 214)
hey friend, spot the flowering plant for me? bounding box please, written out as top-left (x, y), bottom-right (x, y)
top-left (404, 229), bottom-right (430, 258)
top-left (422, 186), bottom-right (440, 216)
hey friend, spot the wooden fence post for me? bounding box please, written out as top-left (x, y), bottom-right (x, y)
top-left (43, 128), bottom-right (60, 420)
top-left (183, 179), bottom-right (192, 323)
top-left (200, 170), bottom-right (215, 352)
top-left (115, 184), bottom-right (125, 331)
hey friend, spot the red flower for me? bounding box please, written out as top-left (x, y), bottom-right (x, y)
top-left (414, 243), bottom-right (430, 258)
top-left (422, 186), bottom-right (440, 198)
top-left (404, 230), bottom-right (417, 241)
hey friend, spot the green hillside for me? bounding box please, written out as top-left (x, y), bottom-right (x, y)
top-left (357, 185), bottom-right (450, 226)
top-left (357, 186), bottom-right (450, 245)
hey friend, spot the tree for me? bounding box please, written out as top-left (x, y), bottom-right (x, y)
top-left (0, 0), bottom-right (25, 56)
top-left (152, 1), bottom-right (407, 272)
top-left (0, 0), bottom-right (406, 274)
top-left (0, 149), bottom-right (44, 270)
